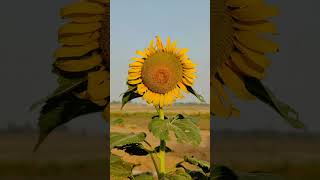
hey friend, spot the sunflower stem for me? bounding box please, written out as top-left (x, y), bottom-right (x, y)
top-left (158, 107), bottom-right (166, 175)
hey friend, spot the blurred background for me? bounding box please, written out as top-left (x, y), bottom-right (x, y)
top-left (213, 1), bottom-right (320, 179)
top-left (0, 0), bottom-right (107, 179)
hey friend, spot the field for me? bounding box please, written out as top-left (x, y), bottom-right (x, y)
top-left (0, 133), bottom-right (107, 179)
top-left (110, 103), bottom-right (211, 176)
top-left (213, 132), bottom-right (320, 180)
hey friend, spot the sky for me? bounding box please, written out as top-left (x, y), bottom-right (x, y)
top-left (0, 0), bottom-right (319, 132)
top-left (110, 0), bottom-right (210, 103)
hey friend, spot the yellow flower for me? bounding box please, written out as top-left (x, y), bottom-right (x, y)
top-left (127, 36), bottom-right (198, 108)
top-left (212, 0), bottom-right (279, 118)
top-left (53, 0), bottom-right (110, 107)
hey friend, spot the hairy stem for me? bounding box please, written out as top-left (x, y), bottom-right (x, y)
top-left (158, 107), bottom-right (166, 174)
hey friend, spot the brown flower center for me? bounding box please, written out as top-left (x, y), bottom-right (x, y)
top-left (142, 52), bottom-right (182, 94)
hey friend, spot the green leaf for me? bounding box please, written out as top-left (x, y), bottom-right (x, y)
top-left (115, 143), bottom-right (149, 156)
top-left (176, 163), bottom-right (209, 179)
top-left (131, 172), bottom-right (154, 180)
top-left (30, 76), bottom-right (86, 111)
top-left (111, 118), bottom-right (125, 126)
top-left (211, 165), bottom-right (238, 180)
top-left (163, 169), bottom-right (193, 180)
top-left (148, 117), bottom-right (170, 141)
top-left (110, 154), bottom-right (135, 178)
top-left (148, 115), bottom-right (201, 146)
top-left (244, 77), bottom-right (304, 129)
top-left (33, 95), bottom-right (104, 151)
top-left (186, 86), bottom-right (206, 103)
top-left (121, 87), bottom-right (142, 109)
top-left (183, 156), bottom-right (210, 174)
top-left (170, 116), bottom-right (201, 146)
top-left (110, 132), bottom-right (146, 149)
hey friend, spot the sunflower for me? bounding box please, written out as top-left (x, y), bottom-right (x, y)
top-left (126, 36), bottom-right (202, 108)
top-left (211, 0), bottom-right (279, 118)
top-left (53, 0), bottom-right (110, 108)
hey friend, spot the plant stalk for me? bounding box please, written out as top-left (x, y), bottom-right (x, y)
top-left (158, 107), bottom-right (166, 174)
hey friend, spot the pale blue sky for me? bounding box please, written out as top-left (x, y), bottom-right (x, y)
top-left (110, 0), bottom-right (210, 103)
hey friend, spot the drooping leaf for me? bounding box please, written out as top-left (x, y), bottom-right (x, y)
top-left (244, 76), bottom-right (304, 128)
top-left (110, 154), bottom-right (135, 178)
top-left (130, 172), bottom-right (154, 180)
top-left (110, 132), bottom-right (146, 149)
top-left (33, 94), bottom-right (104, 151)
top-left (115, 143), bottom-right (149, 156)
top-left (183, 156), bottom-right (210, 174)
top-left (186, 86), bottom-right (206, 103)
top-left (30, 76), bottom-right (86, 111)
top-left (211, 165), bottom-right (238, 180)
top-left (121, 87), bottom-right (142, 109)
top-left (163, 169), bottom-right (193, 180)
top-left (176, 163), bottom-right (209, 179)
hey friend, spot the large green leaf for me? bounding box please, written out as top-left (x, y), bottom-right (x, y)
top-left (149, 115), bottom-right (201, 146)
top-left (33, 94), bottom-right (104, 151)
top-left (163, 169), bottom-right (193, 180)
top-left (110, 132), bottom-right (146, 149)
top-left (244, 77), bottom-right (304, 129)
top-left (30, 76), bottom-right (86, 111)
top-left (110, 154), bottom-right (135, 178)
top-left (170, 115), bottom-right (201, 146)
top-left (149, 118), bottom-right (170, 141)
top-left (183, 156), bottom-right (210, 174)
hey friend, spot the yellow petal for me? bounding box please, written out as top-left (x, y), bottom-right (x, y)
top-left (70, 15), bottom-right (103, 23)
top-left (235, 31), bottom-right (279, 53)
top-left (129, 61), bottom-right (143, 67)
top-left (136, 50), bottom-right (147, 58)
top-left (54, 42), bottom-right (100, 58)
top-left (59, 23), bottom-right (101, 37)
top-left (128, 78), bottom-right (142, 85)
top-left (233, 21), bottom-right (277, 34)
top-left (128, 73), bottom-right (141, 80)
top-left (234, 40), bottom-right (271, 69)
top-left (61, 2), bottom-right (105, 18)
top-left (54, 53), bottom-right (102, 72)
top-left (178, 48), bottom-right (189, 57)
top-left (131, 57), bottom-right (144, 63)
top-left (152, 93), bottom-right (160, 107)
top-left (177, 81), bottom-right (188, 93)
top-left (59, 31), bottom-right (100, 46)
top-left (165, 37), bottom-right (171, 52)
top-left (231, 4), bottom-right (278, 21)
top-left (182, 76), bottom-right (194, 86)
top-left (128, 68), bottom-right (141, 73)
top-left (218, 63), bottom-right (255, 100)
top-left (230, 51), bottom-right (265, 79)
top-left (156, 36), bottom-right (164, 51)
top-left (159, 94), bottom-right (164, 108)
top-left (137, 84), bottom-right (148, 95)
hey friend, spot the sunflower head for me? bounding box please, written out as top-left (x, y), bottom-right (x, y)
top-left (124, 36), bottom-right (204, 108)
